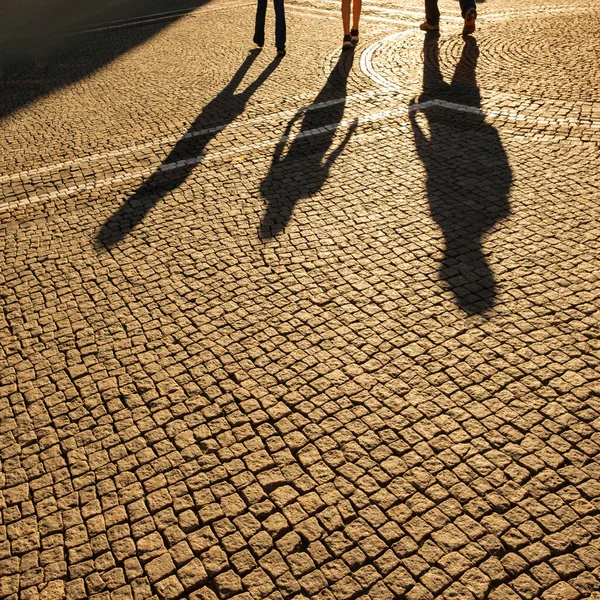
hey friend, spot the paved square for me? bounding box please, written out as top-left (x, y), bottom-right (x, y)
top-left (1, 1), bottom-right (599, 599)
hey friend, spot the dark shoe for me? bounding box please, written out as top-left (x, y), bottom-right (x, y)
top-left (253, 36), bottom-right (264, 47)
top-left (277, 47), bottom-right (286, 57)
top-left (419, 20), bottom-right (439, 30)
top-left (342, 34), bottom-right (352, 49)
top-left (350, 29), bottom-right (359, 45)
top-left (463, 8), bottom-right (476, 34)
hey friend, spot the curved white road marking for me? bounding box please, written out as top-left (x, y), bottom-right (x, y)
top-left (1, 4), bottom-right (595, 214)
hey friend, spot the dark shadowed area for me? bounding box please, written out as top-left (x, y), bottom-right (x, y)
top-left (96, 49), bottom-right (281, 248)
top-left (259, 50), bottom-right (356, 239)
top-left (0, 0), bottom-right (213, 119)
top-left (410, 32), bottom-right (512, 315)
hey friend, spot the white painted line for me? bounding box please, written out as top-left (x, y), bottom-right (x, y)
top-left (33, 2), bottom-right (586, 43)
top-left (0, 91), bottom-right (384, 185)
top-left (2, 97), bottom-right (596, 214)
top-left (64, 0), bottom-right (564, 41)
top-left (432, 100), bottom-right (600, 130)
top-left (1, 3), bottom-right (593, 213)
top-left (291, 0), bottom-right (463, 21)
top-left (483, 5), bottom-right (591, 20)
top-left (360, 30), bottom-right (414, 91)
top-left (54, 2), bottom-right (253, 37)
top-left (286, 7), bottom-right (346, 22)
top-left (0, 101), bottom-right (428, 213)
top-left (290, 2), bottom-right (585, 27)
top-left (287, 4), bottom-right (419, 27)
top-left (64, 14), bottom-right (193, 35)
top-left (66, 7), bottom-right (200, 32)
top-left (59, 0), bottom-right (143, 32)
top-left (359, 24), bottom-right (599, 122)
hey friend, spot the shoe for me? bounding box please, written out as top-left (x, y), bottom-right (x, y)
top-left (419, 21), bottom-right (439, 31)
top-left (350, 29), bottom-right (359, 46)
top-left (277, 47), bottom-right (286, 57)
top-left (343, 34), bottom-right (352, 49)
top-left (463, 8), bottom-right (476, 34)
top-left (253, 36), bottom-right (264, 47)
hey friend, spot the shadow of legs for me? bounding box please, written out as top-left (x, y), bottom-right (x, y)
top-left (259, 50), bottom-right (355, 239)
top-left (96, 50), bottom-right (280, 249)
top-left (410, 35), bottom-right (512, 314)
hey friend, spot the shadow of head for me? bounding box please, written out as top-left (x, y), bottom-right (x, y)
top-left (95, 49), bottom-right (280, 250)
top-left (411, 36), bottom-right (512, 315)
top-left (259, 50), bottom-right (356, 240)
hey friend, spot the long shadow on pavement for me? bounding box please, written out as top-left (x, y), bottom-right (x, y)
top-left (97, 49), bottom-right (280, 248)
top-left (259, 50), bottom-right (356, 240)
top-left (409, 32), bottom-right (512, 314)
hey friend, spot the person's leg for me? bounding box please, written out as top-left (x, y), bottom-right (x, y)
top-left (254, 0), bottom-right (267, 46)
top-left (273, 0), bottom-right (286, 49)
top-left (341, 0), bottom-right (351, 35)
top-left (351, 0), bottom-right (362, 31)
top-left (424, 0), bottom-right (440, 25)
top-left (458, 0), bottom-right (476, 18)
top-left (460, 0), bottom-right (476, 34)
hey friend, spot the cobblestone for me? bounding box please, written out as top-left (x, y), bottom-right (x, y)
top-left (1, 0), bottom-right (600, 598)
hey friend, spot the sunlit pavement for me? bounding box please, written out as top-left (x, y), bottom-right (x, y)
top-left (1, 1), bottom-right (599, 599)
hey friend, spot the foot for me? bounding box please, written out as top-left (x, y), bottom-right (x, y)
top-left (342, 34), bottom-right (352, 49)
top-left (350, 29), bottom-right (359, 46)
top-left (253, 36), bottom-right (264, 47)
top-left (463, 8), bottom-right (476, 35)
top-left (277, 47), bottom-right (286, 57)
top-left (419, 20), bottom-right (439, 31)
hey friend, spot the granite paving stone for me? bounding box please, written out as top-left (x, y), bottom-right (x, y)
top-left (1, 0), bottom-right (599, 598)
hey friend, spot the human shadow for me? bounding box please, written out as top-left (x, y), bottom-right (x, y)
top-left (1, 0), bottom-right (212, 121)
top-left (259, 50), bottom-right (357, 240)
top-left (409, 32), bottom-right (512, 314)
top-left (97, 49), bottom-right (280, 248)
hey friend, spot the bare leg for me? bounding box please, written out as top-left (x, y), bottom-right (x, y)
top-left (352, 0), bottom-right (362, 30)
top-left (341, 0), bottom-right (351, 35)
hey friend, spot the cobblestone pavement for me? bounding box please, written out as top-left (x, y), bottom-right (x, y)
top-left (1, 0), bottom-right (600, 599)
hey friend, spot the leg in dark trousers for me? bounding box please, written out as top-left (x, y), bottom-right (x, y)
top-left (254, 0), bottom-right (267, 46)
top-left (458, 0), bottom-right (476, 18)
top-left (274, 0), bottom-right (286, 49)
top-left (424, 0), bottom-right (440, 25)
